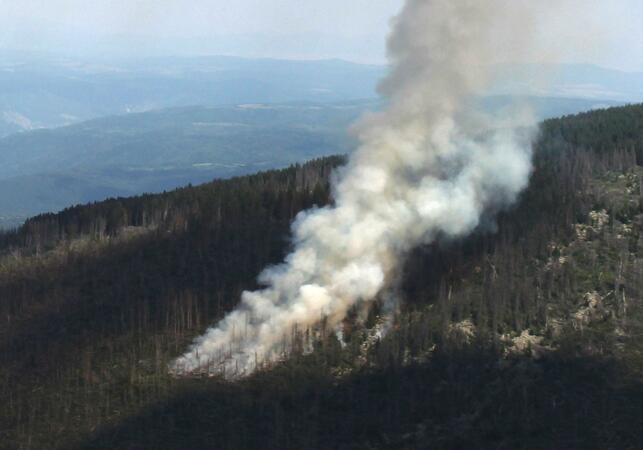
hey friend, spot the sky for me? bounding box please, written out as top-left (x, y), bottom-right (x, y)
top-left (1, 0), bottom-right (642, 71)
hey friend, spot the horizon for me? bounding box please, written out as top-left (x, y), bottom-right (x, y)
top-left (1, 1), bottom-right (643, 71)
top-left (2, 49), bottom-right (643, 76)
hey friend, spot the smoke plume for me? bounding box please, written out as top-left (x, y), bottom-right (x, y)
top-left (172, 0), bottom-right (561, 377)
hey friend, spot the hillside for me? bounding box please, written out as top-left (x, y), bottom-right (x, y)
top-left (0, 105), bottom-right (642, 449)
top-left (0, 101), bottom-right (371, 227)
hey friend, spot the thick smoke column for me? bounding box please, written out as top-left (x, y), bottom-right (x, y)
top-left (173, 0), bottom-right (551, 377)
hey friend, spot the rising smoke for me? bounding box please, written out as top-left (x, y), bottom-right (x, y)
top-left (172, 0), bottom-right (564, 378)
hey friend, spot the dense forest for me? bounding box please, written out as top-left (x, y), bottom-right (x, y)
top-left (0, 104), bottom-right (642, 449)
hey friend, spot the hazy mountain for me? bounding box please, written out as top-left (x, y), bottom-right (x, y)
top-left (0, 53), bottom-right (385, 136)
top-left (491, 63), bottom-right (643, 102)
top-left (0, 96), bottom-right (627, 229)
top-left (0, 101), bottom-right (374, 227)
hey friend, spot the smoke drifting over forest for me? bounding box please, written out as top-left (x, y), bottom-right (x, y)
top-left (172, 0), bottom-right (574, 377)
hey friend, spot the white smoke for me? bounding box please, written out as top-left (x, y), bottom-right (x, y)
top-left (172, 0), bottom-right (570, 378)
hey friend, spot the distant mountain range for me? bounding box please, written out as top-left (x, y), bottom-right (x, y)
top-left (0, 54), bottom-right (385, 136)
top-left (490, 63), bottom-right (643, 103)
top-left (1, 54), bottom-right (642, 137)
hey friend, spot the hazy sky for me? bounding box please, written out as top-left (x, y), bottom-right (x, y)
top-left (1, 0), bottom-right (642, 70)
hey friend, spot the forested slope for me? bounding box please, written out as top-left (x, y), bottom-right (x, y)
top-left (1, 105), bottom-right (642, 449)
